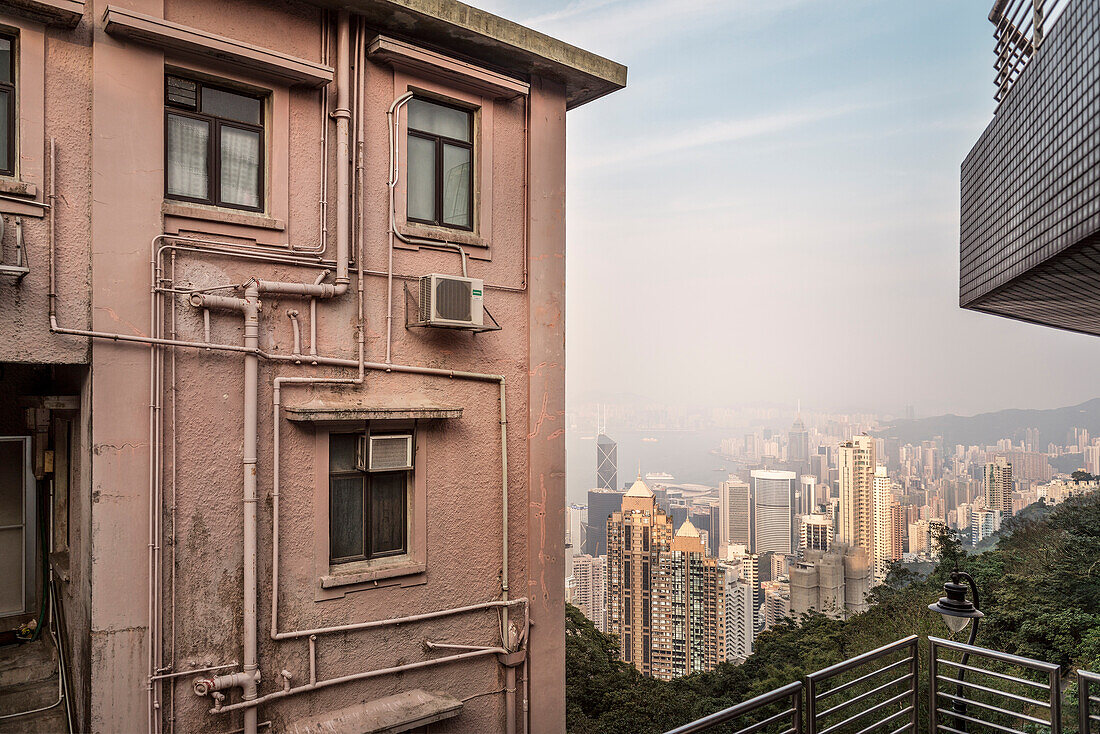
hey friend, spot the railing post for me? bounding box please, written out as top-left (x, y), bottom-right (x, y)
top-left (794, 684), bottom-right (803, 734)
top-left (928, 638), bottom-right (938, 734)
top-left (909, 636), bottom-right (919, 734)
top-left (1049, 666), bottom-right (1061, 734)
top-left (806, 675), bottom-right (816, 734)
top-left (1081, 673), bottom-right (1091, 734)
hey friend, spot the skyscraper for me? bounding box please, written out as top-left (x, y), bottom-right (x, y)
top-left (798, 475), bottom-right (818, 516)
top-left (799, 513), bottom-right (833, 552)
top-left (889, 505), bottom-right (908, 560)
top-left (721, 543), bottom-right (761, 639)
top-left (596, 432), bottom-right (618, 491)
top-left (605, 478), bottom-right (673, 677)
top-left (572, 554), bottom-right (607, 631)
top-left (751, 470), bottom-right (796, 555)
top-left (723, 576), bottom-right (755, 663)
top-left (788, 414), bottom-right (810, 465)
top-left (718, 477), bottom-right (752, 552)
top-left (872, 465), bottom-right (894, 584)
top-left (651, 519), bottom-right (725, 679)
top-left (838, 434), bottom-right (876, 557)
top-left (984, 456), bottom-right (1013, 517)
top-left (584, 487), bottom-right (625, 556)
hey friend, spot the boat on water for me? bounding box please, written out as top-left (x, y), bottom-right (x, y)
top-left (641, 437), bottom-right (658, 443)
top-left (645, 472), bottom-right (674, 482)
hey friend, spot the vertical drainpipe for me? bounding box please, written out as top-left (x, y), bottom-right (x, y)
top-left (333, 9), bottom-right (351, 288)
top-left (241, 284), bottom-right (261, 734)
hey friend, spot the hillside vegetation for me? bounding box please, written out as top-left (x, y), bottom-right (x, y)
top-left (566, 494), bottom-right (1100, 734)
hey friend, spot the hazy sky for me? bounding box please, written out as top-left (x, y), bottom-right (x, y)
top-left (477, 0), bottom-right (1100, 418)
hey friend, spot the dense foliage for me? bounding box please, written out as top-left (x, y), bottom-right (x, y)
top-left (566, 494), bottom-right (1100, 734)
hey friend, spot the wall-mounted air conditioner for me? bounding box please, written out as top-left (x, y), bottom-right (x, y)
top-left (356, 434), bottom-right (414, 472)
top-left (418, 274), bottom-right (484, 328)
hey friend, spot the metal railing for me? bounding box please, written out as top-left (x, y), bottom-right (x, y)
top-left (988, 0), bottom-right (1070, 102)
top-left (806, 635), bottom-right (919, 734)
top-left (1080, 670), bottom-right (1100, 734)
top-left (929, 636), bottom-right (1061, 734)
top-left (663, 681), bottom-right (802, 734)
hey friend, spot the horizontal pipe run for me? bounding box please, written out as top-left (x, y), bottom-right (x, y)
top-left (934, 708), bottom-right (1028, 734)
top-left (51, 316), bottom-right (259, 355)
top-left (934, 690), bottom-right (1050, 727)
top-left (425, 642), bottom-right (502, 653)
top-left (274, 598), bottom-right (526, 641)
top-left (816, 656), bottom-right (913, 701)
top-left (211, 647), bottom-right (506, 714)
top-left (933, 675), bottom-right (1049, 708)
top-left (150, 664), bottom-right (239, 682)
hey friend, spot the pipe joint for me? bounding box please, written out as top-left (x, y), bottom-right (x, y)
top-left (193, 669), bottom-right (258, 697)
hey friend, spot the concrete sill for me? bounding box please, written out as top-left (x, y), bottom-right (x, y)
top-left (322, 559), bottom-right (426, 588)
top-left (0, 178), bottom-right (38, 198)
top-left (162, 200), bottom-right (286, 231)
top-left (398, 222), bottom-right (487, 249)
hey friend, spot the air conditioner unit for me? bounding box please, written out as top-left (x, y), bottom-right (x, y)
top-left (356, 434), bottom-right (414, 472)
top-left (418, 273), bottom-right (484, 328)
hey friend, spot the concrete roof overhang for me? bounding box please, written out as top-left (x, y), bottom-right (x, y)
top-left (305, 0), bottom-right (627, 109)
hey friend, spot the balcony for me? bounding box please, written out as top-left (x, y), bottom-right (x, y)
top-left (665, 635), bottom-right (1089, 734)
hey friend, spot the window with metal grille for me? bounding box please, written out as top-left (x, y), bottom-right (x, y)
top-left (0, 34), bottom-right (17, 177)
top-left (406, 96), bottom-right (474, 230)
top-left (329, 432), bottom-right (409, 564)
top-left (165, 74), bottom-right (265, 212)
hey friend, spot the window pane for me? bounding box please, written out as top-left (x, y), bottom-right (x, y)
top-left (220, 126), bottom-right (261, 209)
top-left (202, 86), bottom-right (261, 125)
top-left (166, 114), bottom-right (209, 200)
top-left (329, 433), bottom-right (358, 473)
top-left (330, 476), bottom-right (364, 560)
top-left (407, 98), bottom-right (470, 142)
top-left (369, 472), bottom-right (406, 556)
top-left (442, 144), bottom-right (471, 228)
top-left (0, 90), bottom-right (10, 174)
top-left (0, 38), bottom-right (11, 84)
top-left (407, 135), bottom-right (436, 222)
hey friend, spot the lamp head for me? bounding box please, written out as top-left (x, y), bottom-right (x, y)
top-left (928, 571), bottom-right (983, 632)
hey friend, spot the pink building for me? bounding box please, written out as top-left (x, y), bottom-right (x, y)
top-left (0, 1), bottom-right (624, 732)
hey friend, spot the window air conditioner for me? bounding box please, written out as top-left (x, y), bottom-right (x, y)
top-left (357, 434), bottom-right (414, 472)
top-left (418, 273), bottom-right (484, 328)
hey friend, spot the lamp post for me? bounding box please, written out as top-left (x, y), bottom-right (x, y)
top-left (928, 570), bottom-right (984, 732)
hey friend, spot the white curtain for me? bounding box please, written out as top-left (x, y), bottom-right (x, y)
top-left (166, 114), bottom-right (209, 200)
top-left (220, 126), bottom-right (260, 208)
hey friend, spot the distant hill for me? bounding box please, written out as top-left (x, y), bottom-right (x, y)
top-left (875, 398), bottom-right (1100, 448)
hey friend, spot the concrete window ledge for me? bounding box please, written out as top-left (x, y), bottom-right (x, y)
top-left (162, 200), bottom-right (286, 232)
top-left (0, 178), bottom-right (37, 198)
top-left (285, 399), bottom-right (462, 423)
top-left (321, 559), bottom-right (426, 588)
top-left (397, 221), bottom-right (488, 250)
top-left (286, 689), bottom-right (462, 734)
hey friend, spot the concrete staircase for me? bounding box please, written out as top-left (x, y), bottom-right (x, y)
top-left (0, 635), bottom-right (68, 733)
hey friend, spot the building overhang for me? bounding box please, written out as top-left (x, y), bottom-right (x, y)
top-left (306, 0), bottom-right (626, 109)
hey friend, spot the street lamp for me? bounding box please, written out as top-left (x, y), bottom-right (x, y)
top-left (928, 570), bottom-right (984, 732)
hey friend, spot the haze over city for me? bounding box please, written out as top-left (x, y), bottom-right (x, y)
top-left (474, 0), bottom-right (1099, 417)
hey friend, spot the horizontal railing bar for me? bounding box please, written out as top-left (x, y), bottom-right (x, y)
top-left (810, 636), bottom-right (919, 682)
top-left (1090, 695), bottom-right (1100, 705)
top-left (818, 689), bottom-right (911, 734)
top-left (850, 705), bottom-right (913, 734)
top-left (662, 682), bottom-right (802, 734)
top-left (731, 706), bottom-right (797, 734)
top-left (933, 659), bottom-right (1049, 690)
top-left (935, 691), bottom-right (1051, 727)
top-left (937, 725), bottom-right (969, 734)
top-left (934, 708), bottom-right (1030, 734)
top-left (817, 673), bottom-right (914, 720)
top-left (934, 675), bottom-right (1049, 708)
top-left (887, 722), bottom-right (914, 734)
top-left (816, 658), bottom-right (913, 700)
top-left (1090, 714), bottom-right (1100, 724)
top-left (1079, 670), bottom-right (1100, 683)
top-left (930, 637), bottom-right (1061, 674)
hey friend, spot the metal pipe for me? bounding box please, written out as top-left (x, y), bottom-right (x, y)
top-left (505, 665), bottom-right (517, 734)
top-left (241, 286), bottom-right (261, 734)
top-left (333, 9), bottom-right (351, 287)
top-left (212, 647), bottom-right (507, 714)
top-left (286, 311), bottom-right (301, 359)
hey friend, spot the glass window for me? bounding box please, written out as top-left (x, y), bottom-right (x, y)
top-left (406, 97), bottom-right (473, 231)
top-left (329, 432), bottom-right (410, 564)
top-left (165, 75), bottom-right (264, 211)
top-left (0, 34), bottom-right (15, 177)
